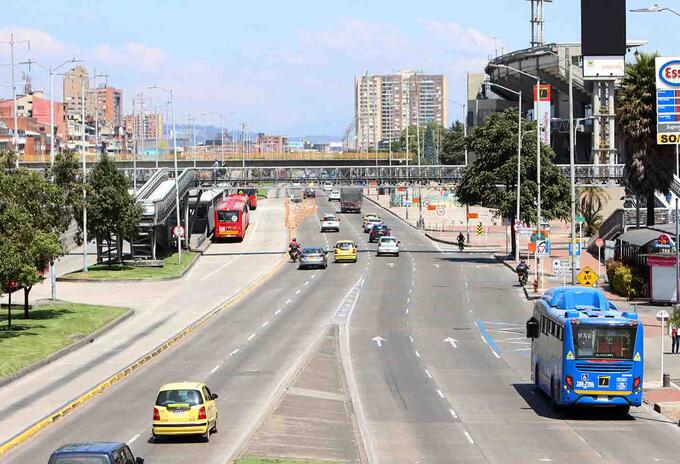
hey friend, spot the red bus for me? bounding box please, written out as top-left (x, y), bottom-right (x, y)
top-left (237, 188), bottom-right (258, 210)
top-left (214, 196), bottom-right (250, 241)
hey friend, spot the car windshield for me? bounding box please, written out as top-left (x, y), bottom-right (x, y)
top-left (381, 237), bottom-right (397, 243)
top-left (323, 215), bottom-right (336, 221)
top-left (573, 325), bottom-right (636, 359)
top-left (156, 389), bottom-right (204, 406)
top-left (217, 210), bottom-right (240, 222)
top-left (50, 457), bottom-right (108, 464)
top-left (336, 242), bottom-right (354, 250)
top-left (302, 248), bottom-right (323, 255)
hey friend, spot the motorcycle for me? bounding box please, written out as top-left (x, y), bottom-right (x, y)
top-left (517, 267), bottom-right (529, 286)
top-left (457, 240), bottom-right (465, 252)
top-left (289, 246), bottom-right (301, 262)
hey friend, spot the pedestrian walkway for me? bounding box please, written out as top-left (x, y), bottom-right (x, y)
top-left (0, 198), bottom-right (288, 449)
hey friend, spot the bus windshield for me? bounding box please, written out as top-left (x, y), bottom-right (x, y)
top-left (217, 210), bottom-right (240, 223)
top-left (573, 325), bottom-right (636, 360)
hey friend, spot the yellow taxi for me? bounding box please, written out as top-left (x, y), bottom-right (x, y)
top-left (334, 240), bottom-right (358, 263)
top-left (152, 382), bottom-right (218, 442)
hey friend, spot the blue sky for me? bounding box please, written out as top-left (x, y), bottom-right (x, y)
top-left (0, 0), bottom-right (675, 137)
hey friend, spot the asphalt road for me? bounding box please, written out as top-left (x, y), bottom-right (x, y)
top-left (6, 192), bottom-right (680, 464)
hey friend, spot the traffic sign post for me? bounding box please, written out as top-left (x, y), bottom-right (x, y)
top-left (476, 223), bottom-right (484, 236)
top-left (595, 238), bottom-right (604, 282)
top-left (657, 310), bottom-right (671, 386)
top-left (436, 206), bottom-right (445, 216)
top-left (568, 242), bottom-right (581, 256)
top-left (172, 225), bottom-right (185, 239)
top-left (536, 240), bottom-right (550, 258)
top-left (576, 266), bottom-right (599, 287)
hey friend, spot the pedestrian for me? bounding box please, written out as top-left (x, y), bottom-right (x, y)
top-left (672, 325), bottom-right (679, 354)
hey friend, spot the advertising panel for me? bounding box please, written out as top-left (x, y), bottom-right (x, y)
top-left (655, 57), bottom-right (680, 145)
top-left (534, 84), bottom-right (551, 147)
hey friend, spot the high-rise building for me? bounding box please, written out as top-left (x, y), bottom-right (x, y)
top-left (96, 86), bottom-right (123, 128)
top-left (124, 113), bottom-right (163, 141)
top-left (62, 65), bottom-right (94, 125)
top-left (355, 71), bottom-right (447, 152)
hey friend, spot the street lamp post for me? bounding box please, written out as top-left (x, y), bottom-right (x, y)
top-left (0, 33), bottom-right (30, 167)
top-left (631, 4), bottom-right (680, 15)
top-left (485, 82), bottom-right (523, 262)
top-left (149, 85), bottom-right (182, 264)
top-left (489, 63), bottom-right (543, 286)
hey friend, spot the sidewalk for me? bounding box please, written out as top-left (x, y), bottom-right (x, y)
top-left (0, 198), bottom-right (288, 449)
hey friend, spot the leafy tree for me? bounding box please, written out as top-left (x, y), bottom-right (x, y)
top-left (81, 155), bottom-right (141, 264)
top-left (441, 121), bottom-right (466, 165)
top-left (48, 149), bottom-right (83, 232)
top-left (617, 51), bottom-right (674, 226)
top-left (578, 187), bottom-right (610, 236)
top-left (0, 166), bottom-right (63, 321)
top-left (0, 150), bottom-right (17, 170)
top-left (423, 125), bottom-right (437, 165)
top-left (456, 108), bottom-right (570, 256)
top-left (396, 122), bottom-right (444, 161)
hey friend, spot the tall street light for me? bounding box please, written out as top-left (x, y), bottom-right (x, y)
top-left (489, 63), bottom-right (543, 286)
top-left (631, 4), bottom-right (680, 15)
top-left (0, 33), bottom-right (30, 167)
top-left (149, 85), bottom-right (182, 264)
top-left (484, 82), bottom-right (523, 262)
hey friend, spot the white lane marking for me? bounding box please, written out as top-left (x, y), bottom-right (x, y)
top-left (464, 431), bottom-right (475, 444)
top-left (229, 349), bottom-right (240, 357)
top-left (201, 256), bottom-right (238, 281)
top-left (304, 281), bottom-right (310, 286)
top-left (409, 335), bottom-right (415, 343)
top-left (262, 320), bottom-right (269, 328)
top-left (415, 350), bottom-right (421, 358)
top-left (449, 408), bottom-right (458, 418)
top-left (285, 298), bottom-right (292, 304)
top-left (248, 333), bottom-right (256, 341)
top-left (406, 308), bottom-right (409, 314)
top-left (295, 289), bottom-right (301, 294)
top-left (311, 274), bottom-right (317, 279)
top-left (274, 308), bottom-right (282, 316)
top-left (491, 350), bottom-right (501, 359)
top-left (210, 365), bottom-right (220, 374)
top-left (480, 335), bottom-right (488, 344)
top-left (409, 288), bottom-right (413, 294)
top-left (126, 434), bottom-right (140, 445)
top-left (425, 369), bottom-right (433, 379)
top-left (434, 264), bottom-right (440, 269)
top-left (437, 389), bottom-right (445, 399)
top-left (407, 297), bottom-right (410, 303)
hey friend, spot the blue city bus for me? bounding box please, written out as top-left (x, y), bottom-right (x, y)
top-left (526, 287), bottom-right (643, 412)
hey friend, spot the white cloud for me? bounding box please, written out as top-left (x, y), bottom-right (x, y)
top-left (94, 42), bottom-right (167, 71)
top-left (0, 27), bottom-right (64, 56)
top-left (419, 19), bottom-right (500, 54)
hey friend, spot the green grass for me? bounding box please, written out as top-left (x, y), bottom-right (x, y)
top-left (236, 459), bottom-right (340, 464)
top-left (0, 301), bottom-right (128, 380)
top-left (62, 251), bottom-right (199, 280)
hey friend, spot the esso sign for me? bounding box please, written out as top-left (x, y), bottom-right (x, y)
top-left (659, 60), bottom-right (680, 87)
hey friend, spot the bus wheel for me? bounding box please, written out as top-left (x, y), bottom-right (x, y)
top-left (550, 378), bottom-right (563, 412)
top-left (534, 364), bottom-right (539, 389)
top-left (616, 405), bottom-right (630, 416)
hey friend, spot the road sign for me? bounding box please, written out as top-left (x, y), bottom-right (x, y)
top-left (552, 259), bottom-right (572, 276)
top-left (595, 238), bottom-right (604, 248)
top-left (655, 57), bottom-right (680, 144)
top-left (568, 242), bottom-right (581, 256)
top-left (657, 310), bottom-right (671, 322)
top-left (576, 266), bottom-right (599, 287)
top-left (436, 206), bottom-right (445, 216)
top-left (476, 223), bottom-right (484, 236)
top-left (518, 227), bottom-right (533, 236)
top-left (467, 212), bottom-right (479, 219)
top-left (576, 215), bottom-right (585, 224)
top-left (536, 240), bottom-right (550, 257)
top-left (528, 242), bottom-right (537, 253)
top-left (172, 225), bottom-right (185, 238)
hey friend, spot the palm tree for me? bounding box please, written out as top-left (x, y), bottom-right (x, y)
top-left (578, 187), bottom-right (610, 236)
top-left (617, 52), bottom-right (673, 226)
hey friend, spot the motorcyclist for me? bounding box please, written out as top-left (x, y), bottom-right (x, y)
top-left (516, 259), bottom-right (529, 284)
top-left (457, 232), bottom-right (465, 251)
top-left (288, 238), bottom-right (301, 260)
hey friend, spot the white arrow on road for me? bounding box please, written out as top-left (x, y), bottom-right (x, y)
top-left (387, 263), bottom-right (396, 268)
top-left (443, 337), bottom-right (458, 348)
top-left (372, 336), bottom-right (386, 348)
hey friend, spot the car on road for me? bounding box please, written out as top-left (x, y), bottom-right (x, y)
top-left (320, 214), bottom-right (340, 232)
top-left (299, 247), bottom-right (328, 269)
top-left (334, 240), bottom-right (358, 263)
top-left (323, 181), bottom-right (333, 192)
top-left (369, 224), bottom-right (391, 242)
top-left (152, 382), bottom-right (219, 442)
top-left (48, 442), bottom-right (144, 464)
top-left (303, 187), bottom-right (316, 198)
top-left (377, 236), bottom-right (400, 256)
top-left (328, 190), bottom-right (341, 201)
top-left (364, 217), bottom-right (383, 233)
top-left (362, 213), bottom-right (380, 228)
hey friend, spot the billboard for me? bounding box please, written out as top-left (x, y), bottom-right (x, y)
top-left (655, 57), bottom-right (680, 145)
top-left (534, 84), bottom-right (551, 147)
top-left (581, 0), bottom-right (626, 79)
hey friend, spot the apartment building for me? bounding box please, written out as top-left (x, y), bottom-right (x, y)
top-left (96, 86), bottom-right (123, 128)
top-left (256, 133), bottom-right (288, 153)
top-left (63, 65), bottom-right (95, 125)
top-left (355, 71), bottom-right (447, 151)
top-left (124, 113), bottom-right (163, 141)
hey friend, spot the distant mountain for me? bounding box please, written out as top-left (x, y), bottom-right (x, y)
top-left (288, 135), bottom-right (342, 144)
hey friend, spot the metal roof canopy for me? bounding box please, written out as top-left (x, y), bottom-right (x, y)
top-left (617, 227), bottom-right (670, 247)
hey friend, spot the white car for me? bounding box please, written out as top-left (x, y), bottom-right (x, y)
top-left (364, 217), bottom-right (383, 233)
top-left (323, 181), bottom-right (333, 192)
top-left (329, 190), bottom-right (341, 201)
top-left (377, 236), bottom-right (400, 256)
top-left (320, 214), bottom-right (340, 232)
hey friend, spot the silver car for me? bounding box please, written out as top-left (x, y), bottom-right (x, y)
top-left (376, 236), bottom-right (400, 256)
top-left (298, 247), bottom-right (328, 269)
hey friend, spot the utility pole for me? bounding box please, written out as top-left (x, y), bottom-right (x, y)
top-left (81, 77), bottom-right (88, 272)
top-left (0, 33), bottom-right (30, 166)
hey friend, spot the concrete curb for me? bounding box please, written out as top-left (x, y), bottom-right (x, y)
top-left (362, 194), bottom-right (420, 232)
top-left (0, 253), bottom-right (287, 458)
top-left (424, 231), bottom-right (503, 250)
top-left (0, 306), bottom-right (135, 390)
top-left (56, 252), bottom-right (201, 283)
